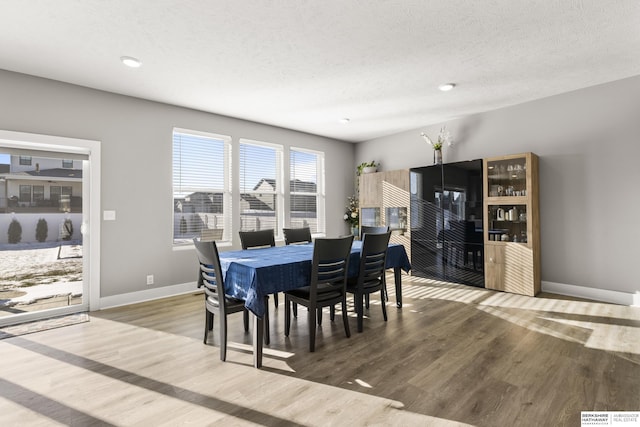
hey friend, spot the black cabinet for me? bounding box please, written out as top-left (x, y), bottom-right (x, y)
top-left (410, 159), bottom-right (484, 287)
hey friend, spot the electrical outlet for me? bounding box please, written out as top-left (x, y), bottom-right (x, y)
top-left (146, 275), bottom-right (154, 285)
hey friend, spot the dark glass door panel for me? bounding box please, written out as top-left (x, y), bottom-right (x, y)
top-left (410, 160), bottom-right (484, 287)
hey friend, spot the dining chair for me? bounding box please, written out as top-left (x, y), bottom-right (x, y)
top-left (360, 225), bottom-right (389, 239)
top-left (282, 227), bottom-right (312, 317)
top-left (283, 227), bottom-right (312, 245)
top-left (346, 231), bottom-right (391, 332)
top-left (193, 237), bottom-right (269, 361)
top-left (284, 235), bottom-right (354, 352)
top-left (359, 225), bottom-right (390, 305)
top-left (239, 229), bottom-right (276, 250)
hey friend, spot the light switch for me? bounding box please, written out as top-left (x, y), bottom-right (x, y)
top-left (103, 210), bottom-right (116, 221)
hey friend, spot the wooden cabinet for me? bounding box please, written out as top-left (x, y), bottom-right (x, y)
top-left (358, 170), bottom-right (382, 208)
top-left (359, 169), bottom-right (411, 261)
top-left (483, 153), bottom-right (540, 296)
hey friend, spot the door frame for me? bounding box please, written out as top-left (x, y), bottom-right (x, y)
top-left (0, 130), bottom-right (101, 325)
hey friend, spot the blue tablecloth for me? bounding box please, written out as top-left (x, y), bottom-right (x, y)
top-left (219, 241), bottom-right (411, 317)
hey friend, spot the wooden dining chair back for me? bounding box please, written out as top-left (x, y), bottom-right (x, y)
top-left (239, 229), bottom-right (276, 249)
top-left (360, 225), bottom-right (389, 239)
top-left (193, 237), bottom-right (250, 361)
top-left (283, 227), bottom-right (312, 245)
top-left (347, 231), bottom-right (391, 332)
top-left (284, 235), bottom-right (354, 352)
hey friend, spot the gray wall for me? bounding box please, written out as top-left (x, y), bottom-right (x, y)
top-left (356, 75), bottom-right (640, 294)
top-left (0, 70), bottom-right (355, 298)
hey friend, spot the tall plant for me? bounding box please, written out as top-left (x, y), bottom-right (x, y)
top-left (36, 218), bottom-right (49, 242)
top-left (8, 219), bottom-right (22, 244)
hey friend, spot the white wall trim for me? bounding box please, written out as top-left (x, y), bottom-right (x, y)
top-left (542, 281), bottom-right (638, 306)
top-left (98, 282), bottom-right (201, 310)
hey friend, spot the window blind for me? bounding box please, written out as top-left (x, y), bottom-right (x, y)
top-left (239, 139), bottom-right (282, 234)
top-left (172, 129), bottom-right (230, 245)
top-left (290, 148), bottom-right (324, 233)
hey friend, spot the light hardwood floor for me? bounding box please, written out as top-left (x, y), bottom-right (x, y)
top-left (1, 274), bottom-right (639, 426)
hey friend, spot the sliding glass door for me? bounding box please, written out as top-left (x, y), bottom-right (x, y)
top-left (0, 131), bottom-right (99, 327)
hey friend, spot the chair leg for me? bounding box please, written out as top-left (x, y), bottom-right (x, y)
top-left (293, 301), bottom-right (298, 318)
top-left (365, 293), bottom-right (370, 309)
top-left (284, 297), bottom-right (291, 336)
top-left (309, 305), bottom-right (317, 352)
top-left (356, 293), bottom-right (364, 333)
top-left (219, 309), bottom-right (227, 362)
top-left (380, 289), bottom-right (388, 321)
top-left (204, 310), bottom-right (213, 343)
top-left (273, 292), bottom-right (279, 308)
top-left (264, 296), bottom-right (270, 345)
top-left (317, 307), bottom-right (323, 326)
top-left (330, 305), bottom-right (335, 321)
top-left (342, 298), bottom-right (351, 338)
top-left (243, 309), bottom-right (249, 332)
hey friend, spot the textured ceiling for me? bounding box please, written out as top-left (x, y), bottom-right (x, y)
top-left (1, 1), bottom-right (639, 142)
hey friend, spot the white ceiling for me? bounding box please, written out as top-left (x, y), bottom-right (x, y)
top-left (1, 1), bottom-right (639, 142)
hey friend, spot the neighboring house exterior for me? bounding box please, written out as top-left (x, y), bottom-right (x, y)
top-left (0, 155), bottom-right (82, 212)
top-left (172, 178), bottom-right (318, 238)
top-left (173, 179), bottom-right (317, 215)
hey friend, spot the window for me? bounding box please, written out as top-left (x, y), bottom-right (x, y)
top-left (62, 159), bottom-right (74, 168)
top-left (33, 185), bottom-right (44, 203)
top-left (239, 139), bottom-right (283, 234)
top-left (50, 186), bottom-right (61, 203)
top-left (172, 129), bottom-right (231, 245)
top-left (19, 185), bottom-right (31, 203)
top-left (289, 148), bottom-right (325, 234)
top-left (19, 155), bottom-right (31, 165)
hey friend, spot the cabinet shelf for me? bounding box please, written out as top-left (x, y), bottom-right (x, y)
top-left (487, 172), bottom-right (526, 180)
top-left (485, 241), bottom-right (528, 246)
top-left (486, 196), bottom-right (528, 204)
top-left (490, 220), bottom-right (526, 224)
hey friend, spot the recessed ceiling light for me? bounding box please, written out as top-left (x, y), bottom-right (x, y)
top-left (339, 118), bottom-right (351, 124)
top-left (438, 83), bottom-right (456, 92)
top-left (120, 56), bottom-right (142, 68)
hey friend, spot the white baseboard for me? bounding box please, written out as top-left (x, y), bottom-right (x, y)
top-left (96, 280), bottom-right (637, 311)
top-left (542, 281), bottom-right (638, 306)
top-left (97, 281), bottom-right (201, 310)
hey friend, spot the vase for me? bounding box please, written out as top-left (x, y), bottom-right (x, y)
top-left (351, 226), bottom-right (359, 237)
top-left (434, 149), bottom-right (442, 165)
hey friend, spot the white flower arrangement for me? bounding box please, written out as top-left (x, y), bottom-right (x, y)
top-left (343, 195), bottom-right (359, 227)
top-left (421, 126), bottom-right (453, 151)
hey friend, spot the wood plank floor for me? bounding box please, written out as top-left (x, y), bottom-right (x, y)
top-left (1, 274), bottom-right (639, 426)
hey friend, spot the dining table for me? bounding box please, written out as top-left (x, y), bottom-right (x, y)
top-left (218, 240), bottom-right (411, 368)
